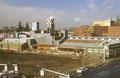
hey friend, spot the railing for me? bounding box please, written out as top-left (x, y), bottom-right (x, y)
top-left (68, 36), bottom-right (120, 41)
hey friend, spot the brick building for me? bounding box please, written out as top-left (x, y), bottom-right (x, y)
top-left (107, 26), bottom-right (120, 37)
top-left (93, 26), bottom-right (108, 37)
top-left (73, 26), bottom-right (93, 37)
top-left (93, 26), bottom-right (120, 37)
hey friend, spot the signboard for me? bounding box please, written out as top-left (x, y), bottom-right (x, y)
top-left (40, 70), bottom-right (44, 76)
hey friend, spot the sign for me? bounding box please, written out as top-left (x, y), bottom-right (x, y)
top-left (40, 70), bottom-right (44, 76)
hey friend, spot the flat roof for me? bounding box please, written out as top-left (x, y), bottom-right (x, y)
top-left (60, 39), bottom-right (103, 48)
top-left (64, 39), bottom-right (102, 43)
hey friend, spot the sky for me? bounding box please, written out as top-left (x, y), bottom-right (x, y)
top-left (0, 0), bottom-right (120, 28)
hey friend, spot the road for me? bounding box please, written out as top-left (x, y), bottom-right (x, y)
top-left (84, 58), bottom-right (120, 78)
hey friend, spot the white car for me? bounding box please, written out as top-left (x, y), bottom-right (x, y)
top-left (76, 67), bottom-right (88, 73)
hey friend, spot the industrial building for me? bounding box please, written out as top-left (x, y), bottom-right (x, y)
top-left (29, 16), bottom-right (67, 51)
top-left (58, 39), bottom-right (105, 56)
top-left (93, 18), bottom-right (115, 27)
top-left (0, 38), bottom-right (39, 52)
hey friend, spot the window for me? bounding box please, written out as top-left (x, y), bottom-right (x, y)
top-left (99, 49), bottom-right (105, 53)
top-left (94, 49), bottom-right (98, 53)
top-left (88, 48), bottom-right (93, 52)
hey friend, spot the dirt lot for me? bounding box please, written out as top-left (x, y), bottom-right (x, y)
top-left (0, 51), bottom-right (81, 78)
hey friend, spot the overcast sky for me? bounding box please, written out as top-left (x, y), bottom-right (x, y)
top-left (0, 0), bottom-right (120, 28)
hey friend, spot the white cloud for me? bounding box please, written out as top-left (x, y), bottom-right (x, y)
top-left (0, 0), bottom-right (119, 28)
top-left (0, 0), bottom-right (69, 28)
top-left (74, 17), bottom-right (81, 22)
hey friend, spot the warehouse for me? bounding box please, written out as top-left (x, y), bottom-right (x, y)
top-left (57, 39), bottom-right (106, 65)
top-left (58, 39), bottom-right (105, 55)
top-left (0, 38), bottom-right (35, 51)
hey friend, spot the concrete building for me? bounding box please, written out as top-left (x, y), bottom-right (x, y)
top-left (57, 39), bottom-right (107, 65)
top-left (58, 39), bottom-right (106, 56)
top-left (67, 36), bottom-right (120, 57)
top-left (32, 22), bottom-right (39, 31)
top-left (29, 16), bottom-right (68, 51)
top-left (30, 29), bottom-right (67, 51)
top-left (0, 36), bottom-right (37, 51)
top-left (109, 41), bottom-right (120, 57)
top-left (0, 38), bottom-right (29, 51)
top-left (57, 38), bottom-right (120, 66)
top-left (93, 18), bottom-right (114, 26)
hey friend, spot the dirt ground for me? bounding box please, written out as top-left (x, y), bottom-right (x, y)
top-left (0, 51), bottom-right (82, 78)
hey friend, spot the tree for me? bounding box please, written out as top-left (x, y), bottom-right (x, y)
top-left (2, 26), bottom-right (9, 33)
top-left (24, 22), bottom-right (30, 31)
top-left (17, 21), bottom-right (24, 32)
top-left (9, 26), bottom-right (17, 33)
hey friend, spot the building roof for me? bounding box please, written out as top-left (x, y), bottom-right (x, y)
top-left (33, 44), bottom-right (53, 47)
top-left (0, 38), bottom-right (27, 45)
top-left (64, 39), bottom-right (102, 43)
top-left (60, 39), bottom-right (103, 48)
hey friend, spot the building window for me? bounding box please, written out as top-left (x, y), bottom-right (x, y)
top-left (99, 49), bottom-right (105, 53)
top-left (94, 49), bottom-right (98, 53)
top-left (88, 48), bottom-right (93, 52)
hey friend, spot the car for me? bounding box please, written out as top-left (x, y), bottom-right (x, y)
top-left (76, 67), bottom-right (88, 73)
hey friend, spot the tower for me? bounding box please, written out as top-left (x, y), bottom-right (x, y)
top-left (47, 16), bottom-right (55, 34)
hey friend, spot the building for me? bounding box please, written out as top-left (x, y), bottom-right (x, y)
top-left (93, 18), bottom-right (114, 26)
top-left (57, 36), bottom-right (120, 65)
top-left (58, 39), bottom-right (106, 65)
top-left (30, 29), bottom-right (67, 51)
top-left (93, 26), bottom-right (120, 37)
top-left (106, 26), bottom-right (120, 37)
top-left (109, 41), bottom-right (120, 58)
top-left (93, 26), bottom-right (108, 36)
top-left (58, 39), bottom-right (105, 54)
top-left (29, 16), bottom-right (68, 51)
top-left (0, 38), bottom-right (29, 51)
top-left (32, 22), bottom-right (39, 31)
top-left (72, 17), bottom-right (120, 37)
top-left (72, 26), bottom-right (93, 37)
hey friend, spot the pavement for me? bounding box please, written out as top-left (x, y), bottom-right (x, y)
top-left (85, 58), bottom-right (120, 78)
top-left (71, 58), bottom-right (120, 78)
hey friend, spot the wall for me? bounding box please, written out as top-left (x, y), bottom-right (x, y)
top-left (34, 33), bottom-right (53, 45)
top-left (73, 26), bottom-right (93, 37)
top-left (109, 43), bottom-right (120, 57)
top-left (93, 18), bottom-right (114, 27)
top-left (0, 38), bottom-right (28, 51)
top-left (107, 26), bottom-right (120, 37)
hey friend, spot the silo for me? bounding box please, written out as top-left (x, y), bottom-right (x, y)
top-left (32, 22), bottom-right (39, 31)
